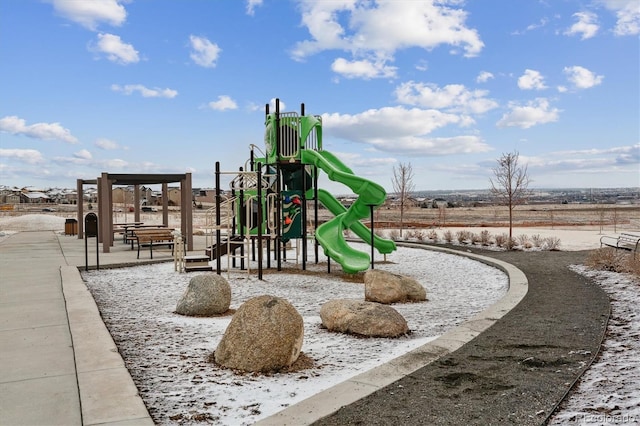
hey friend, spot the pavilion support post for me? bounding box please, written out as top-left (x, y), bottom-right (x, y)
top-left (162, 183), bottom-right (169, 227)
top-left (134, 184), bottom-right (141, 223)
top-left (181, 173), bottom-right (193, 251)
top-left (99, 173), bottom-right (111, 253)
top-left (108, 178), bottom-right (114, 246)
top-left (77, 179), bottom-right (84, 239)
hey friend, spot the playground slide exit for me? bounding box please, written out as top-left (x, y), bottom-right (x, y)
top-left (301, 149), bottom-right (396, 273)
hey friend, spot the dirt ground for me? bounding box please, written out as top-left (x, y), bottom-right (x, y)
top-left (367, 203), bottom-right (640, 230)
top-left (6, 202), bottom-right (638, 232)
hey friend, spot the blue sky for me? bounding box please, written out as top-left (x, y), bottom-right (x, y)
top-left (1, 0), bottom-right (638, 194)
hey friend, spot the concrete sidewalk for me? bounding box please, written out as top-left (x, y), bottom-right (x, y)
top-left (0, 231), bottom-right (178, 425)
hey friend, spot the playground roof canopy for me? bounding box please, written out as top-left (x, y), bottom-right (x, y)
top-left (79, 173), bottom-right (188, 186)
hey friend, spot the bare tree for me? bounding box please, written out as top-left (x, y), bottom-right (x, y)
top-left (438, 204), bottom-right (447, 227)
top-left (391, 162), bottom-right (415, 238)
top-left (490, 151), bottom-right (531, 241)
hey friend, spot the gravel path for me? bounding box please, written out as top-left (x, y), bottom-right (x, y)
top-left (313, 248), bottom-right (611, 426)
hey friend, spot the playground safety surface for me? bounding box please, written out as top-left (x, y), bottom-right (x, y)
top-left (0, 233), bottom-right (610, 425)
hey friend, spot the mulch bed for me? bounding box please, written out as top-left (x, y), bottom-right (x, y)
top-left (313, 248), bottom-right (610, 426)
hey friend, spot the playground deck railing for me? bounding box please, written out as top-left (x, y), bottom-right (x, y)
top-left (204, 196), bottom-right (235, 250)
top-left (278, 112), bottom-right (300, 160)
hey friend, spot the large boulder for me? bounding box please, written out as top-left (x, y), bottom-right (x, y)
top-left (320, 299), bottom-right (409, 338)
top-left (214, 295), bottom-right (304, 373)
top-left (364, 270), bottom-right (427, 304)
top-left (175, 274), bottom-right (231, 316)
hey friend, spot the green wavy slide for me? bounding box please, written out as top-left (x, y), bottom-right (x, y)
top-left (301, 149), bottom-right (396, 274)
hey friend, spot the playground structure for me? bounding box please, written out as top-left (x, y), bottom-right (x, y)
top-left (205, 99), bottom-right (396, 277)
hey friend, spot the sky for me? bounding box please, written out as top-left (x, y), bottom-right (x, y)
top-left (0, 0), bottom-right (638, 194)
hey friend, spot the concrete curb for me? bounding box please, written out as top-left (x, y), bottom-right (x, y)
top-left (61, 265), bottom-right (154, 426)
top-left (255, 243), bottom-right (528, 425)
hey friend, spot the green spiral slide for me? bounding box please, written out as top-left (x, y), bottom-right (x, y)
top-left (301, 149), bottom-right (396, 274)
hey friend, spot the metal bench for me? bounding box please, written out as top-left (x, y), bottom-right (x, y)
top-left (600, 232), bottom-right (640, 258)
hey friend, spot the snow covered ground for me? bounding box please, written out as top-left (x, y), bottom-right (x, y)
top-left (547, 266), bottom-right (639, 425)
top-left (82, 245), bottom-right (508, 425)
top-left (1, 214), bottom-right (638, 425)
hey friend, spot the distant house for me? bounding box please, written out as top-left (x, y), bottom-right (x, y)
top-left (154, 187), bottom-right (182, 206)
top-left (20, 192), bottom-right (51, 204)
top-left (432, 198), bottom-right (449, 208)
top-left (194, 189), bottom-right (215, 205)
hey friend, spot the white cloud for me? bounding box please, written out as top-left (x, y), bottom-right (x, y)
top-left (74, 149), bottom-right (93, 160)
top-left (94, 138), bottom-right (121, 150)
top-left (476, 71), bottom-right (494, 83)
top-left (395, 81), bottom-right (498, 114)
top-left (268, 98), bottom-right (287, 112)
top-left (0, 148), bottom-right (45, 164)
top-left (550, 144), bottom-right (640, 164)
top-left (321, 106), bottom-right (490, 155)
top-left (0, 115), bottom-right (79, 144)
top-left (104, 158), bottom-right (128, 169)
top-left (111, 84), bottom-right (178, 98)
top-left (496, 98), bottom-right (560, 129)
top-left (331, 57), bottom-right (397, 79)
top-left (563, 65), bottom-right (604, 89)
top-left (189, 35), bottom-right (221, 68)
top-left (246, 0), bottom-right (263, 16)
top-left (291, 0), bottom-right (483, 78)
top-left (597, 0), bottom-right (640, 36)
top-left (564, 11), bottom-right (599, 39)
top-left (518, 69), bottom-right (547, 90)
top-left (523, 143), bottom-right (640, 174)
top-left (91, 33), bottom-right (139, 64)
top-left (207, 95), bottom-right (238, 111)
top-left (50, 0), bottom-right (128, 30)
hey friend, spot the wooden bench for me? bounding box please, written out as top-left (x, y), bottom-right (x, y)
top-left (600, 232), bottom-right (640, 258)
top-left (132, 228), bottom-right (175, 259)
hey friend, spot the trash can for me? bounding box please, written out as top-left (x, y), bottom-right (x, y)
top-left (65, 218), bottom-right (78, 236)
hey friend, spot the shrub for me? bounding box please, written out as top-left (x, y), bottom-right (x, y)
top-left (443, 230), bottom-right (453, 243)
top-left (543, 237), bottom-right (561, 251)
top-left (531, 234), bottom-right (543, 248)
top-left (626, 255), bottom-right (640, 276)
top-left (471, 232), bottom-right (482, 245)
top-left (405, 229), bottom-right (426, 241)
top-left (479, 230), bottom-right (491, 246)
top-left (585, 248), bottom-right (639, 275)
top-left (427, 229), bottom-right (438, 242)
top-left (389, 229), bottom-right (401, 241)
top-left (456, 230), bottom-right (472, 244)
top-left (517, 234), bottom-right (533, 249)
top-left (495, 233), bottom-right (508, 248)
top-left (517, 234), bottom-right (528, 246)
top-left (414, 229), bottom-right (427, 241)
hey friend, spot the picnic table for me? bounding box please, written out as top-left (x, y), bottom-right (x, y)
top-left (113, 222), bottom-right (144, 243)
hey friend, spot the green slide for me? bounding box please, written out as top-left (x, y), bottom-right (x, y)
top-left (301, 149), bottom-right (396, 273)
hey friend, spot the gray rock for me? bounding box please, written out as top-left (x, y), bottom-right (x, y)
top-left (364, 269), bottom-right (427, 304)
top-left (320, 299), bottom-right (409, 337)
top-left (214, 295), bottom-right (304, 373)
top-left (175, 274), bottom-right (231, 316)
